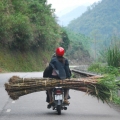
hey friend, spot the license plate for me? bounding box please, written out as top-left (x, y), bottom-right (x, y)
top-left (55, 95), bottom-right (63, 100)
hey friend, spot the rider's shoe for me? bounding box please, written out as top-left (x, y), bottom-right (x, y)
top-left (63, 99), bottom-right (70, 105)
top-left (48, 100), bottom-right (54, 106)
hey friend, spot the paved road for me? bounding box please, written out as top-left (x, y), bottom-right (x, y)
top-left (0, 72), bottom-right (120, 120)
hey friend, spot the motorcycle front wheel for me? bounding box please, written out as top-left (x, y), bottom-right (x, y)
top-left (57, 105), bottom-right (61, 115)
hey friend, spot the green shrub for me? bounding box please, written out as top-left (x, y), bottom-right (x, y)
top-left (88, 63), bottom-right (120, 76)
top-left (107, 45), bottom-right (120, 67)
top-left (88, 63), bottom-right (103, 73)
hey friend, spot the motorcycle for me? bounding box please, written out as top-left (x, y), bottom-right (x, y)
top-left (47, 87), bottom-right (69, 115)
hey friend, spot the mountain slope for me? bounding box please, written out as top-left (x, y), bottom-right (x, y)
top-left (56, 5), bottom-right (79, 17)
top-left (57, 6), bottom-right (87, 26)
top-left (67, 0), bottom-right (120, 37)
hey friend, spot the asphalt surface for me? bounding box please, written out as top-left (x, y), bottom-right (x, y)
top-left (0, 72), bottom-right (120, 120)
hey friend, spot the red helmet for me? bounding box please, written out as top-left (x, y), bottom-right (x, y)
top-left (56, 47), bottom-right (65, 56)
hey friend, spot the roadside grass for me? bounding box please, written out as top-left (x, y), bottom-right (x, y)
top-left (88, 62), bottom-right (120, 105)
top-left (0, 46), bottom-right (52, 72)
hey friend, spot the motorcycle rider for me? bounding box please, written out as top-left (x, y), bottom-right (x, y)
top-left (43, 47), bottom-right (71, 105)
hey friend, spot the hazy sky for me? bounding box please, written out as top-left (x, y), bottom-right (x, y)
top-left (47, 0), bottom-right (100, 13)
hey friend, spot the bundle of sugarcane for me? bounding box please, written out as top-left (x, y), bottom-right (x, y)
top-left (4, 75), bottom-right (117, 103)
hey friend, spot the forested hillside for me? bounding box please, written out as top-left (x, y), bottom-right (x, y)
top-left (0, 0), bottom-right (90, 72)
top-left (67, 0), bottom-right (120, 41)
top-left (0, 0), bottom-right (61, 72)
top-left (0, 0), bottom-right (61, 51)
top-left (64, 28), bottom-right (91, 64)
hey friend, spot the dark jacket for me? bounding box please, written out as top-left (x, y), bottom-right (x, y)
top-left (43, 56), bottom-right (71, 79)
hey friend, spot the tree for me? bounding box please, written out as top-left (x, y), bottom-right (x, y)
top-left (60, 29), bottom-right (70, 51)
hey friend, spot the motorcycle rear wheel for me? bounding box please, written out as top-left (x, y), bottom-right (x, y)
top-left (57, 105), bottom-right (61, 115)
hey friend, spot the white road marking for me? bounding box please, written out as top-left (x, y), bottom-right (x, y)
top-left (12, 101), bottom-right (15, 103)
top-left (6, 109), bottom-right (11, 112)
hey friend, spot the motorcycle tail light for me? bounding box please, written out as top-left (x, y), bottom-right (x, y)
top-left (55, 90), bottom-right (62, 95)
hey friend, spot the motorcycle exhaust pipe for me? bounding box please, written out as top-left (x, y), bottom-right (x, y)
top-left (64, 107), bottom-right (67, 110)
